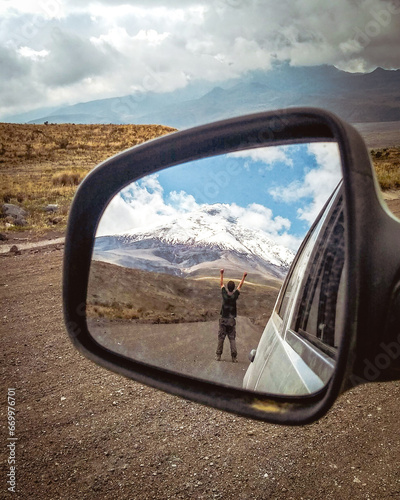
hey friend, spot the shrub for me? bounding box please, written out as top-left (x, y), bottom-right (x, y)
top-left (52, 171), bottom-right (84, 187)
top-left (58, 138), bottom-right (69, 149)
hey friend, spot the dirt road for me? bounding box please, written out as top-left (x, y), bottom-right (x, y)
top-left (89, 316), bottom-right (263, 389)
top-left (1, 238), bottom-right (400, 499)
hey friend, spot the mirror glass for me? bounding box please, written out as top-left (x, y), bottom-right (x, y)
top-left (88, 142), bottom-right (344, 395)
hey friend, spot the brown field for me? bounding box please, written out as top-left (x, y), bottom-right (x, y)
top-left (88, 260), bottom-right (281, 326)
top-left (0, 123), bottom-right (175, 231)
top-left (86, 261), bottom-right (281, 388)
top-left (0, 122), bottom-right (399, 234)
top-left (370, 147), bottom-right (400, 190)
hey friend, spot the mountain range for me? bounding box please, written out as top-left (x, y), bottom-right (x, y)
top-left (92, 204), bottom-right (295, 282)
top-left (7, 64), bottom-right (400, 129)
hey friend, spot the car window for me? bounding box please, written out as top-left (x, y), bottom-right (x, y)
top-left (293, 195), bottom-right (345, 356)
top-left (278, 218), bottom-right (323, 329)
top-left (277, 185), bottom-right (342, 334)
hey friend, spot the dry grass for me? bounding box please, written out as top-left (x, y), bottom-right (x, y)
top-left (0, 123), bottom-right (176, 232)
top-left (52, 170), bottom-right (85, 187)
top-left (370, 147), bottom-right (400, 190)
top-left (0, 122), bottom-right (398, 233)
top-left (87, 261), bottom-right (280, 325)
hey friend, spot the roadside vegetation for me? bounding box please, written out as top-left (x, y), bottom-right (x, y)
top-left (0, 122), bottom-right (399, 233)
top-left (0, 123), bottom-right (175, 232)
top-left (370, 147), bottom-right (400, 190)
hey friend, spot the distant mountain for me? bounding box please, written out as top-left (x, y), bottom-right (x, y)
top-left (3, 106), bottom-right (60, 124)
top-left (93, 204), bottom-right (295, 281)
top-left (19, 79), bottom-right (226, 126)
top-left (17, 64), bottom-right (399, 129)
top-left (136, 65), bottom-right (400, 128)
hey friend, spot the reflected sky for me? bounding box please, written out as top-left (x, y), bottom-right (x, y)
top-left (96, 142), bottom-right (341, 251)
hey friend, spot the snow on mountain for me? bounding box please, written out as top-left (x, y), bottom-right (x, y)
top-left (93, 204), bottom-right (295, 279)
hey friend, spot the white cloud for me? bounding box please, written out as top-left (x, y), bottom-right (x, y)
top-left (18, 46), bottom-right (49, 60)
top-left (95, 190), bottom-right (138, 236)
top-left (229, 202), bottom-right (301, 251)
top-left (269, 142), bottom-right (342, 225)
top-left (0, 0), bottom-right (65, 19)
top-left (96, 174), bottom-right (179, 236)
top-left (95, 174), bottom-right (301, 251)
top-left (169, 190), bottom-right (198, 212)
top-left (230, 146), bottom-right (295, 170)
top-left (133, 29), bottom-right (170, 45)
top-left (232, 203), bottom-right (290, 234)
top-left (1, 0), bottom-right (399, 117)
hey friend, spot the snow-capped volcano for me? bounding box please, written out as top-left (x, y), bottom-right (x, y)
top-left (93, 204), bottom-right (295, 280)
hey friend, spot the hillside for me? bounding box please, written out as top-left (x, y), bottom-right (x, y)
top-left (87, 260), bottom-right (282, 327)
top-left (93, 204), bottom-right (295, 282)
top-left (11, 65), bottom-right (400, 129)
top-left (0, 123), bottom-right (176, 231)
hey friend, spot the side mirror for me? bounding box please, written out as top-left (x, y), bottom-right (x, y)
top-left (63, 108), bottom-right (400, 425)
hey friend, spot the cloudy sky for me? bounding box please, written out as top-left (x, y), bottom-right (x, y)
top-left (1, 0), bottom-right (400, 119)
top-left (97, 142), bottom-right (341, 251)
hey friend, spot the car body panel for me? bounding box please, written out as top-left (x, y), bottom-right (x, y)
top-left (243, 184), bottom-right (341, 395)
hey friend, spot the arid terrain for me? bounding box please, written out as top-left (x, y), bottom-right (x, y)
top-left (1, 124), bottom-right (400, 499)
top-left (1, 225), bottom-right (400, 499)
top-left (86, 259), bottom-right (281, 388)
top-left (0, 123), bottom-right (176, 232)
top-left (87, 260), bottom-right (281, 325)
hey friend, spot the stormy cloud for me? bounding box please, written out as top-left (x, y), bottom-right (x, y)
top-left (1, 0), bottom-right (399, 118)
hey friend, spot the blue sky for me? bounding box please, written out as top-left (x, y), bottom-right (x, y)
top-left (97, 141), bottom-right (342, 250)
top-left (157, 145), bottom-right (316, 232)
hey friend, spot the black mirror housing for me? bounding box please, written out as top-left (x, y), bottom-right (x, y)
top-left (63, 107), bottom-right (400, 425)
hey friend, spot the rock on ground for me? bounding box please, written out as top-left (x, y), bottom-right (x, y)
top-left (1, 203), bottom-right (28, 227)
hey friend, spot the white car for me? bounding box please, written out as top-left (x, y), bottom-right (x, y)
top-left (243, 183), bottom-right (344, 395)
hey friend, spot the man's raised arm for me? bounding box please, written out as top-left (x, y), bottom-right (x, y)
top-left (220, 269), bottom-right (224, 288)
top-left (237, 272), bottom-right (248, 291)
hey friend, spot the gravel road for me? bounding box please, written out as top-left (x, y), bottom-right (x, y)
top-left (88, 316), bottom-right (263, 389)
top-left (1, 221), bottom-right (400, 498)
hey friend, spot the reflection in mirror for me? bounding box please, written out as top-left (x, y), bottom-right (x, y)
top-left (88, 142), bottom-right (344, 396)
top-left (243, 185), bottom-right (345, 394)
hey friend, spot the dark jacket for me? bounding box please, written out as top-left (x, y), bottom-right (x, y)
top-left (220, 287), bottom-right (240, 318)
